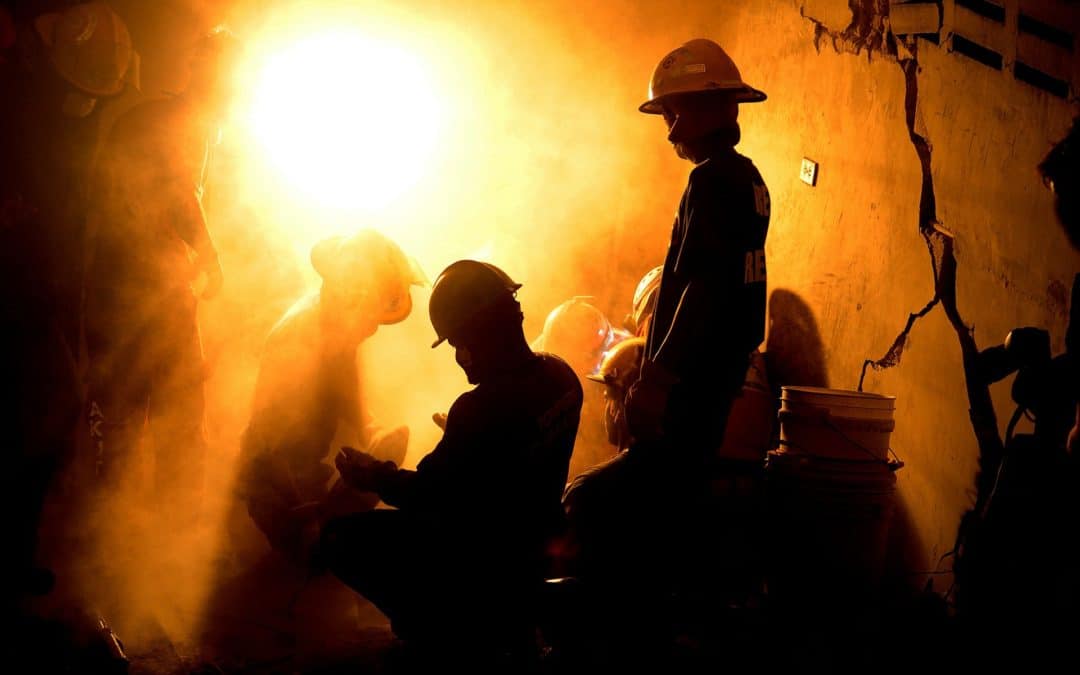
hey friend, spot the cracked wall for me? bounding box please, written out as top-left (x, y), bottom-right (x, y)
top-left (608, 0), bottom-right (1078, 589)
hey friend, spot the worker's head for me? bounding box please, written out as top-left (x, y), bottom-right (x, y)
top-left (533, 297), bottom-right (615, 377)
top-left (311, 229), bottom-right (425, 344)
top-left (640, 39), bottom-right (765, 163)
top-left (1040, 117), bottom-right (1080, 250)
top-left (586, 337), bottom-right (645, 448)
top-left (428, 260), bottom-right (526, 384)
top-left (32, 1), bottom-right (139, 117)
top-left (185, 25), bottom-right (240, 115)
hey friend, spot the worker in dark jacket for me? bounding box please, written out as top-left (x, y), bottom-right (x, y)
top-left (628, 38), bottom-right (770, 465)
top-left (561, 40), bottom-right (770, 660)
top-left (321, 260), bottom-right (583, 652)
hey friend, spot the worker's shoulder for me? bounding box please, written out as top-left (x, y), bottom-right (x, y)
top-left (534, 352), bottom-right (582, 389)
top-left (263, 292), bottom-right (320, 351)
top-left (108, 96), bottom-right (187, 139)
top-left (689, 149), bottom-right (763, 187)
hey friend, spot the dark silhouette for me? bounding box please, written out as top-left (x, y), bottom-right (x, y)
top-left (320, 260), bottom-right (582, 660)
top-left (2, 4), bottom-right (137, 672)
top-left (763, 288), bottom-right (829, 391)
top-left (949, 120), bottom-right (1080, 657)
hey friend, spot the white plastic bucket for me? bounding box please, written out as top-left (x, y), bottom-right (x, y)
top-left (779, 386), bottom-right (896, 462)
top-left (765, 447), bottom-right (900, 608)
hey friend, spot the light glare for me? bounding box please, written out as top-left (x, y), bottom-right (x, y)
top-left (249, 30), bottom-right (442, 211)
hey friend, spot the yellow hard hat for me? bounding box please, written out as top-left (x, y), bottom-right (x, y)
top-left (639, 38), bottom-right (765, 114)
top-left (311, 229), bottom-right (427, 326)
top-left (587, 337), bottom-right (645, 392)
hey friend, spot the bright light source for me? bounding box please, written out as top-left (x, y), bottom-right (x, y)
top-left (248, 30), bottom-right (442, 211)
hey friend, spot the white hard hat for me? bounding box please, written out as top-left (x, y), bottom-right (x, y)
top-left (640, 38), bottom-right (765, 114)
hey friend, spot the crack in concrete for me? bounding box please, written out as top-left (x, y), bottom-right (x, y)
top-left (801, 5), bottom-right (1005, 531)
top-left (805, 0), bottom-right (896, 60)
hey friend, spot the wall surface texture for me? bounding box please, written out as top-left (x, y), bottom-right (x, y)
top-left (646, 0), bottom-right (1080, 587)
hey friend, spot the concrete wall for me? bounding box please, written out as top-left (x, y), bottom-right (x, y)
top-left (614, 0), bottom-right (1078, 588)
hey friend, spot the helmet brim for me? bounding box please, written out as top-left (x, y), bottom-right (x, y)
top-left (638, 86), bottom-right (767, 114)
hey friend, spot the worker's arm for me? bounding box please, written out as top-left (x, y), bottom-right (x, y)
top-left (649, 171), bottom-right (751, 381)
top-left (337, 394), bottom-right (478, 509)
top-left (168, 184), bottom-right (222, 295)
top-left (648, 279), bottom-right (711, 379)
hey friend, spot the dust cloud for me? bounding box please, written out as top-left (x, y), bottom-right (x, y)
top-left (49, 0), bottom-right (757, 651)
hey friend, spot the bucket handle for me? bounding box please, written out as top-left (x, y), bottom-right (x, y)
top-left (778, 414), bottom-right (905, 471)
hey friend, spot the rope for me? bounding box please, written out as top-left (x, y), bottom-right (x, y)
top-left (774, 411), bottom-right (904, 470)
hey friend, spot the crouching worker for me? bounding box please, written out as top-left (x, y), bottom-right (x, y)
top-left (561, 337), bottom-right (646, 581)
top-left (322, 260), bottom-right (583, 654)
top-left (238, 229), bottom-right (424, 563)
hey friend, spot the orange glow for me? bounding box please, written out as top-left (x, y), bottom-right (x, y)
top-left (246, 29), bottom-right (443, 211)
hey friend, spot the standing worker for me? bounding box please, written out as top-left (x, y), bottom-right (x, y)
top-left (2, 3), bottom-right (137, 669)
top-left (84, 27), bottom-right (239, 529)
top-left (628, 38), bottom-right (770, 470)
top-left (605, 38), bottom-right (771, 657)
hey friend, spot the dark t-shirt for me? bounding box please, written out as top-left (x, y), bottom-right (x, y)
top-left (647, 146), bottom-right (770, 394)
top-left (380, 352), bottom-right (583, 562)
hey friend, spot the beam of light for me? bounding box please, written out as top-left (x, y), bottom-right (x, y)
top-left (246, 29), bottom-right (443, 212)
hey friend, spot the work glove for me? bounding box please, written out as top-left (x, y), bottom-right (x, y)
top-left (367, 424), bottom-right (409, 465)
top-left (626, 360), bottom-right (677, 442)
top-left (335, 446), bottom-right (395, 493)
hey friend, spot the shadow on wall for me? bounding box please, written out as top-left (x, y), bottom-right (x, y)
top-left (764, 288), bottom-right (828, 390)
top-left (763, 288), bottom-right (929, 597)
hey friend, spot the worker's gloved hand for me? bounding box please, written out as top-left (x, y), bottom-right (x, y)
top-left (199, 252), bottom-right (224, 300)
top-left (626, 361), bottom-right (677, 442)
top-left (367, 425), bottom-right (409, 465)
top-left (432, 412), bottom-right (447, 430)
top-left (336, 446), bottom-right (395, 493)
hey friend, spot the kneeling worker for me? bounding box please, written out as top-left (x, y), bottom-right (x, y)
top-left (322, 260), bottom-right (583, 651)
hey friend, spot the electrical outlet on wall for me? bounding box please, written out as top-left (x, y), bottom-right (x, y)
top-left (800, 157), bottom-right (818, 186)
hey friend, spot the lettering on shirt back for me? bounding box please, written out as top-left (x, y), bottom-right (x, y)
top-left (744, 249), bottom-right (766, 284)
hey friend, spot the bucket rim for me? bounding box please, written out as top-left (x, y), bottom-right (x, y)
top-left (781, 386), bottom-right (896, 403)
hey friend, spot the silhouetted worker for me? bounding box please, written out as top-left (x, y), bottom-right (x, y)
top-left (1, 0), bottom-right (137, 604)
top-left (2, 3), bottom-right (137, 670)
top-left (238, 230), bottom-right (424, 563)
top-left (561, 337), bottom-right (646, 581)
top-left (1038, 117), bottom-right (1080, 456)
top-left (321, 259), bottom-right (583, 654)
top-left (613, 39), bottom-right (771, 640)
top-left (84, 27), bottom-right (238, 527)
top-left (627, 37), bottom-right (770, 467)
